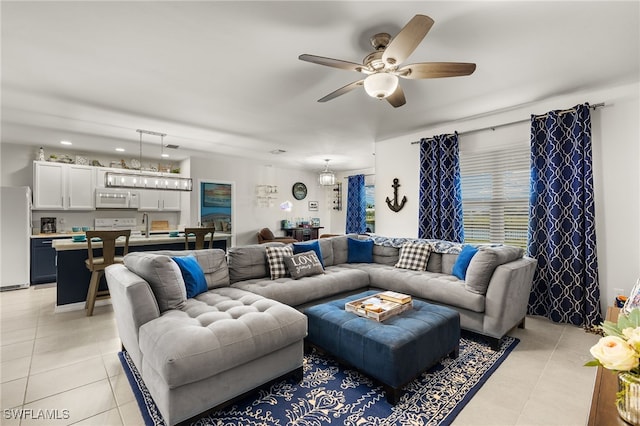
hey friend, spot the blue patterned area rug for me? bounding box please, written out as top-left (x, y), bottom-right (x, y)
top-left (119, 333), bottom-right (518, 426)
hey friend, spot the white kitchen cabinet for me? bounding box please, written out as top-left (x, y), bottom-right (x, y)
top-left (139, 190), bottom-right (181, 211)
top-left (32, 161), bottom-right (95, 210)
top-left (33, 162), bottom-right (65, 209)
top-left (66, 165), bottom-right (95, 209)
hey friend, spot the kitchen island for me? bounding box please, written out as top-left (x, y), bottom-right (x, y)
top-left (52, 233), bottom-right (232, 309)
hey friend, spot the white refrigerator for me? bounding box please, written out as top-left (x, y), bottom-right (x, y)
top-left (1, 186), bottom-right (32, 289)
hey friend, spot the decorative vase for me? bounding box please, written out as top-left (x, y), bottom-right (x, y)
top-left (617, 372), bottom-right (640, 425)
top-left (37, 147), bottom-right (45, 161)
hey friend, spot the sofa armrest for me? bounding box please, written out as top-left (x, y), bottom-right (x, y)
top-left (105, 264), bottom-right (160, 369)
top-left (482, 257), bottom-right (537, 338)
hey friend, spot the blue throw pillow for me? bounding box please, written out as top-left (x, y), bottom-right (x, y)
top-left (172, 255), bottom-right (208, 298)
top-left (292, 240), bottom-right (324, 268)
top-left (347, 238), bottom-right (373, 263)
top-left (452, 245), bottom-right (479, 280)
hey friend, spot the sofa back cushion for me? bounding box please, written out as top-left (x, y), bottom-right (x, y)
top-left (465, 245), bottom-right (524, 294)
top-left (318, 238), bottom-right (334, 266)
top-left (228, 243), bottom-right (282, 283)
top-left (123, 252), bottom-right (187, 312)
top-left (426, 253), bottom-right (443, 273)
top-left (441, 254), bottom-right (458, 275)
top-left (330, 235), bottom-right (349, 264)
top-left (147, 249), bottom-right (230, 289)
top-left (372, 244), bottom-right (399, 266)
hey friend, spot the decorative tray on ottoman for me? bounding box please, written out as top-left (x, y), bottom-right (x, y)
top-left (345, 291), bottom-right (413, 322)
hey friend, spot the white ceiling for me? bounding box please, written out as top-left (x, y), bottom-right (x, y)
top-left (2, 1), bottom-right (639, 172)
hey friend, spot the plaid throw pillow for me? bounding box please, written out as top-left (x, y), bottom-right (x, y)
top-left (395, 242), bottom-right (432, 271)
top-left (265, 246), bottom-right (294, 280)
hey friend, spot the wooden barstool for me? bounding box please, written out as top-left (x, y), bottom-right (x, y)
top-left (184, 227), bottom-right (215, 250)
top-left (84, 230), bottom-right (130, 316)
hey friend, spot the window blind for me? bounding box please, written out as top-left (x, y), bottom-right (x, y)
top-left (459, 146), bottom-right (530, 249)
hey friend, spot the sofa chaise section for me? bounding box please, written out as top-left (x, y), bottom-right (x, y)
top-left (106, 249), bottom-right (307, 425)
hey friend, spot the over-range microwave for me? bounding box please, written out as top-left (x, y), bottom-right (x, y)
top-left (95, 188), bottom-right (140, 209)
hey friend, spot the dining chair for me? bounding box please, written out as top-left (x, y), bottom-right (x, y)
top-left (184, 227), bottom-right (216, 250)
top-left (84, 230), bottom-right (130, 316)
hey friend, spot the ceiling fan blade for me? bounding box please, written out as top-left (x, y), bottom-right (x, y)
top-left (382, 14), bottom-right (434, 67)
top-left (398, 62), bottom-right (476, 79)
top-left (299, 54), bottom-right (365, 72)
top-left (386, 85), bottom-right (406, 108)
top-left (317, 80), bottom-right (364, 103)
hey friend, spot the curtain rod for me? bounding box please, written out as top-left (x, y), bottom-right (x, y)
top-left (343, 173), bottom-right (375, 179)
top-left (410, 102), bottom-right (605, 144)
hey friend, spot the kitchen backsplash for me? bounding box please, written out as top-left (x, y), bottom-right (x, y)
top-left (31, 210), bottom-right (180, 234)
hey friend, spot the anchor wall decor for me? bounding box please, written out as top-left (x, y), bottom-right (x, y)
top-left (385, 178), bottom-right (407, 212)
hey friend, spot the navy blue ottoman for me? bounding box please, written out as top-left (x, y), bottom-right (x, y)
top-left (305, 290), bottom-right (460, 403)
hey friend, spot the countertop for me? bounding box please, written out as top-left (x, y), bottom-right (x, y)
top-left (51, 232), bottom-right (232, 251)
top-left (32, 232), bottom-right (87, 238)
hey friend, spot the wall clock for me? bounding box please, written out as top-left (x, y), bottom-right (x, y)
top-left (292, 182), bottom-right (307, 200)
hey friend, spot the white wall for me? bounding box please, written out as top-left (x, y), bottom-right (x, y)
top-left (375, 81), bottom-right (640, 313)
top-left (188, 155), bottom-right (334, 246)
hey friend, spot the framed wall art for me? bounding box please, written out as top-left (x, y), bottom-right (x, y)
top-left (199, 180), bottom-right (234, 234)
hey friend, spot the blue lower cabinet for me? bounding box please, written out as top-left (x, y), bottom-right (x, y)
top-left (31, 237), bottom-right (67, 284)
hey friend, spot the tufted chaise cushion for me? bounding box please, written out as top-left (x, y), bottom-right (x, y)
top-left (138, 287), bottom-right (307, 388)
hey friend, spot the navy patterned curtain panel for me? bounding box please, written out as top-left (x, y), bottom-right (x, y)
top-left (527, 103), bottom-right (601, 327)
top-left (346, 174), bottom-right (366, 234)
top-left (418, 133), bottom-right (464, 242)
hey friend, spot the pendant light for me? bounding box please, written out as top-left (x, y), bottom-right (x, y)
top-left (318, 159), bottom-right (336, 186)
top-left (105, 129), bottom-right (193, 191)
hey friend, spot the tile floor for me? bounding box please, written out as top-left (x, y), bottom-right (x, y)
top-left (1, 284), bottom-right (601, 426)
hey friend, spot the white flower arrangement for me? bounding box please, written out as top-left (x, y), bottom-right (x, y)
top-left (586, 308), bottom-right (640, 375)
top-left (586, 308), bottom-right (640, 410)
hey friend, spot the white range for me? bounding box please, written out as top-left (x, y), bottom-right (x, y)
top-left (94, 218), bottom-right (138, 232)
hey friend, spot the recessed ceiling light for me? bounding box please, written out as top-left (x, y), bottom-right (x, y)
top-left (60, 140), bottom-right (72, 145)
top-left (161, 153), bottom-right (170, 158)
top-left (115, 148), bottom-right (125, 152)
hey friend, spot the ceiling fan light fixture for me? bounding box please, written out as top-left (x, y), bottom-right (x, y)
top-left (318, 159), bottom-right (336, 186)
top-left (364, 73), bottom-right (398, 99)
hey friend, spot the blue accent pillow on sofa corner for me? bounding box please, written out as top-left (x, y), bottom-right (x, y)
top-left (172, 255), bottom-right (208, 298)
top-left (452, 245), bottom-right (479, 280)
top-left (293, 240), bottom-right (324, 268)
top-left (347, 238), bottom-right (373, 263)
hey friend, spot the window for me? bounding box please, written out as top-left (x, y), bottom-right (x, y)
top-left (365, 184), bottom-right (375, 233)
top-left (459, 146), bottom-right (529, 249)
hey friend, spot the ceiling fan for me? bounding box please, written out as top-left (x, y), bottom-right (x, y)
top-left (299, 14), bottom-right (476, 108)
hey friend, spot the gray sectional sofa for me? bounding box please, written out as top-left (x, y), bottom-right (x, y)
top-left (105, 234), bottom-right (536, 425)
top-left (229, 235), bottom-right (537, 347)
